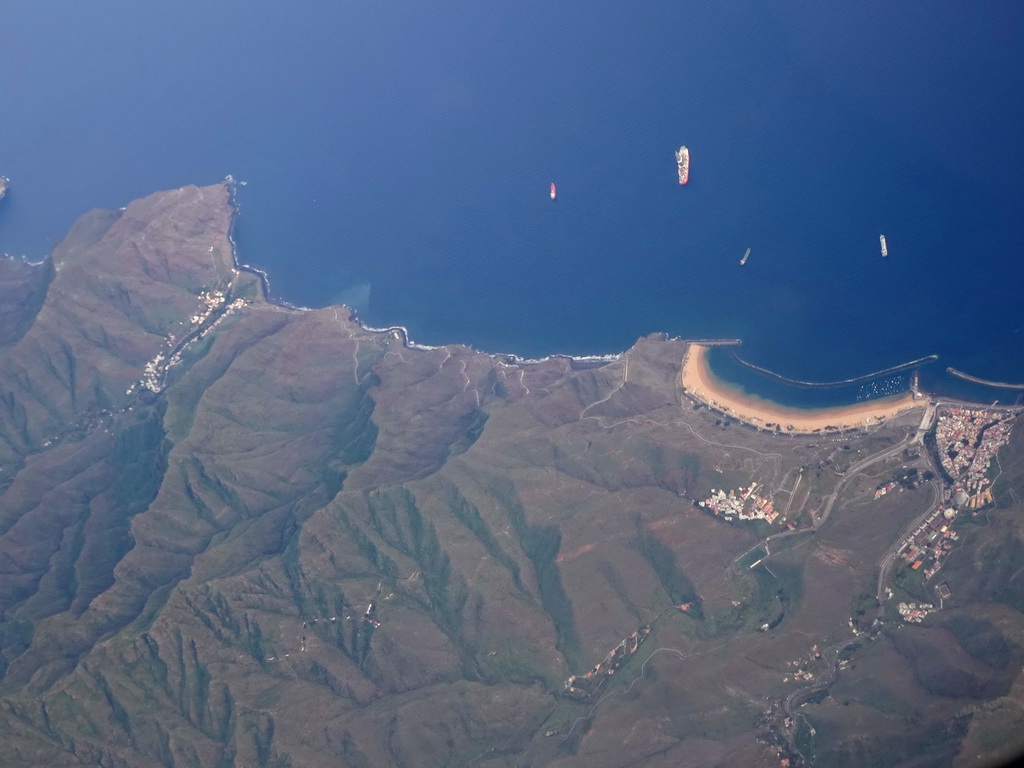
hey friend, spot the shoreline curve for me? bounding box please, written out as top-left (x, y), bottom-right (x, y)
top-left (219, 179), bottom-right (1009, 394)
top-left (681, 344), bottom-right (926, 435)
top-left (224, 178), bottom-right (628, 367)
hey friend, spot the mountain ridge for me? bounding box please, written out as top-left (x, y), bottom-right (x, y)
top-left (1, 183), bottom-right (1022, 767)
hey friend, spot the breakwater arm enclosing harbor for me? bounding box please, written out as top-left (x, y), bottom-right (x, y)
top-left (947, 367), bottom-right (1024, 390)
top-left (682, 338), bottom-right (742, 347)
top-left (729, 352), bottom-right (939, 388)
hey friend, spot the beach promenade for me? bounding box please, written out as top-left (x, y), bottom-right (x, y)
top-left (680, 344), bottom-right (926, 434)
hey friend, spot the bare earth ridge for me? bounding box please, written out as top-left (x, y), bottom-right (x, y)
top-left (1, 183), bottom-right (1023, 767)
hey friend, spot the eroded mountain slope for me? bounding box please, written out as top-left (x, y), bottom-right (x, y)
top-left (1, 184), bottom-right (1022, 768)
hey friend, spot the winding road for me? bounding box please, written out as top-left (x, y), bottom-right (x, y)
top-left (732, 424), bottom-right (922, 573)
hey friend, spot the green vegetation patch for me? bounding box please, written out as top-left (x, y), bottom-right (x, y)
top-left (366, 487), bottom-right (467, 634)
top-left (808, 709), bottom-right (967, 768)
top-left (944, 614), bottom-right (1022, 670)
top-left (634, 519), bottom-right (702, 618)
top-left (68, 404), bottom-right (170, 616)
top-left (735, 546), bottom-right (766, 570)
top-left (441, 479), bottom-right (522, 589)
top-left (487, 477), bottom-right (582, 672)
top-left (481, 644), bottom-right (556, 688)
top-left (835, 675), bottom-right (912, 717)
top-left (889, 625), bottom-right (1014, 700)
top-left (0, 619), bottom-right (34, 682)
top-left (850, 588), bottom-right (879, 623)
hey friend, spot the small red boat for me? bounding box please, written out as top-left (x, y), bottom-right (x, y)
top-left (550, 183), bottom-right (557, 200)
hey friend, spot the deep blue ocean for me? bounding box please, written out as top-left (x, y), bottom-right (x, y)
top-left (2, 1), bottom-right (1023, 405)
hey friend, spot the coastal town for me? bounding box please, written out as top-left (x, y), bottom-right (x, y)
top-left (896, 601), bottom-right (935, 623)
top-left (879, 404), bottom-right (1017, 597)
top-left (933, 406), bottom-right (1014, 510)
top-left (894, 504), bottom-right (959, 582)
top-left (679, 344), bottom-right (1021, 652)
top-left (678, 347), bottom-right (1021, 640)
top-left (671, 364), bottom-right (1024, 768)
top-left (130, 285), bottom-right (246, 395)
top-left (698, 482), bottom-right (782, 525)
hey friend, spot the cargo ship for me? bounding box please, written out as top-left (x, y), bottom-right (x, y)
top-left (675, 146), bottom-right (689, 185)
top-left (550, 183), bottom-right (557, 200)
top-left (879, 234), bottom-right (888, 257)
top-left (740, 247), bottom-right (751, 265)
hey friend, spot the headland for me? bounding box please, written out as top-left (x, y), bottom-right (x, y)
top-left (681, 343), bottom-right (926, 434)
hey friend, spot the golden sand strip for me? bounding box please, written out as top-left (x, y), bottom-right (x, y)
top-left (680, 344), bottom-right (925, 434)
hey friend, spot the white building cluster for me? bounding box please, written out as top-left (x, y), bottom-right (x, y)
top-left (897, 601), bottom-right (934, 623)
top-left (129, 288), bottom-right (246, 395)
top-left (699, 482), bottom-right (779, 524)
top-left (935, 407), bottom-right (1015, 510)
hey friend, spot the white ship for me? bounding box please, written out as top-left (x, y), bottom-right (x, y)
top-left (675, 146), bottom-right (689, 184)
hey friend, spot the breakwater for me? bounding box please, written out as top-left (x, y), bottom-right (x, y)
top-left (947, 367), bottom-right (1024, 391)
top-left (729, 352), bottom-right (939, 388)
top-left (683, 338), bottom-right (743, 347)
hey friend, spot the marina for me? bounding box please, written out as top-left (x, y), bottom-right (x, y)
top-left (726, 351), bottom-right (940, 389)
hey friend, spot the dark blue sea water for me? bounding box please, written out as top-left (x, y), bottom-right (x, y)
top-left (2, 1), bottom-right (1024, 404)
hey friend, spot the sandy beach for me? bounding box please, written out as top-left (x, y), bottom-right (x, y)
top-left (680, 344), bottom-right (925, 434)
